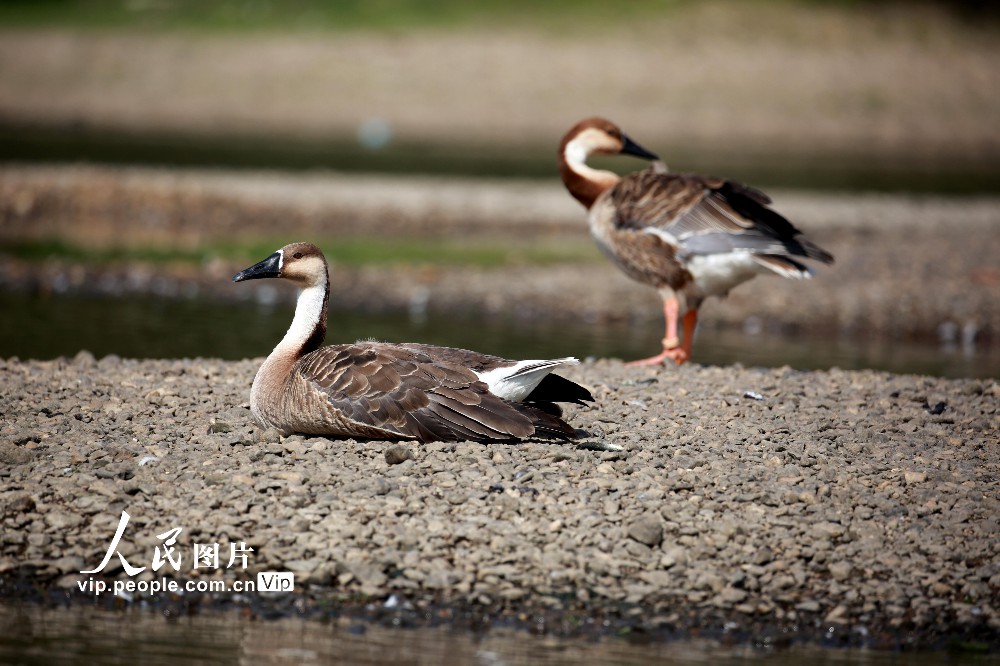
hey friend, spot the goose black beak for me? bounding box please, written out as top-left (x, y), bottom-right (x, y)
top-left (620, 134), bottom-right (659, 161)
top-left (233, 251), bottom-right (282, 282)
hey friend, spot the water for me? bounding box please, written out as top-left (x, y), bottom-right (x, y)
top-left (0, 603), bottom-right (992, 665)
top-left (1, 291), bottom-right (996, 379)
top-left (2, 122), bottom-right (998, 194)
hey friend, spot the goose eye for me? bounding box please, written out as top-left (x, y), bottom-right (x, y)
top-left (293, 252), bottom-right (303, 259)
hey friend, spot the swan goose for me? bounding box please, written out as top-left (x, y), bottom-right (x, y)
top-left (233, 242), bottom-right (593, 442)
top-left (558, 117), bottom-right (834, 366)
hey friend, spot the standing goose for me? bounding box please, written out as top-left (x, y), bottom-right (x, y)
top-left (233, 242), bottom-right (592, 442)
top-left (558, 117), bottom-right (834, 366)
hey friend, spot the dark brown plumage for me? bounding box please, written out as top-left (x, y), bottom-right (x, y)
top-left (233, 242), bottom-right (592, 442)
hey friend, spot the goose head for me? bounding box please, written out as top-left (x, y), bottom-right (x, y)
top-left (558, 117), bottom-right (660, 209)
top-left (232, 242), bottom-right (327, 288)
top-left (233, 242), bottom-right (331, 357)
top-left (560, 117), bottom-right (659, 164)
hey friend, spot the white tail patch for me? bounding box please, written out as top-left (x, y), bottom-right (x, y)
top-left (475, 357), bottom-right (579, 402)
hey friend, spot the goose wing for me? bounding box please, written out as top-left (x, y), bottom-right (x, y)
top-left (396, 343), bottom-right (510, 374)
top-left (295, 342), bottom-right (568, 442)
top-left (399, 343), bottom-right (593, 406)
top-left (608, 171), bottom-right (833, 267)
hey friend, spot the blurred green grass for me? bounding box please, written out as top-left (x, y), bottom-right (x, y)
top-left (0, 0), bottom-right (689, 32)
top-left (0, 0), bottom-right (992, 32)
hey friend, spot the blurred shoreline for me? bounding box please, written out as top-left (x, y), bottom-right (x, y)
top-left (2, 164), bottom-right (998, 350)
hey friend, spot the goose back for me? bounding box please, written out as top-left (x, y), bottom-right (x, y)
top-left (260, 341), bottom-right (578, 442)
top-left (591, 170), bottom-right (833, 293)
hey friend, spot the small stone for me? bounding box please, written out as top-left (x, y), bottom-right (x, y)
top-left (904, 471), bottom-right (928, 484)
top-left (828, 561), bottom-right (852, 581)
top-left (638, 570), bottom-right (673, 588)
top-left (207, 421), bottom-right (233, 434)
top-left (627, 515), bottom-right (664, 547)
top-left (796, 600), bottom-right (821, 612)
top-left (0, 442), bottom-right (32, 465)
top-left (512, 468), bottom-right (535, 483)
top-left (56, 574), bottom-right (82, 589)
top-left (825, 605), bottom-right (850, 624)
top-left (717, 587), bottom-right (747, 605)
top-left (5, 495), bottom-right (36, 514)
top-left (45, 511), bottom-right (82, 530)
top-left (256, 427), bottom-right (283, 444)
top-left (385, 445), bottom-right (414, 466)
top-left (810, 521), bottom-right (845, 539)
top-left (73, 350), bottom-right (97, 368)
top-left (52, 555), bottom-right (83, 574)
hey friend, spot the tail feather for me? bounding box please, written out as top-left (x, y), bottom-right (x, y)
top-left (752, 254), bottom-right (813, 278)
top-left (524, 373), bottom-right (594, 406)
top-left (506, 357), bottom-right (578, 378)
top-left (512, 402), bottom-right (579, 440)
top-left (476, 357), bottom-right (584, 402)
top-left (798, 238), bottom-right (835, 264)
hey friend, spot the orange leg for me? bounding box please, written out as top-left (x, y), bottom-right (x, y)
top-left (679, 309), bottom-right (698, 362)
top-left (626, 297), bottom-right (691, 367)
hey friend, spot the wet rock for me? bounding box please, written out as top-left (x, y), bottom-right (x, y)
top-left (825, 605), bottom-right (850, 624)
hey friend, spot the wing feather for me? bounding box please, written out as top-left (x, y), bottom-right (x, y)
top-left (293, 342), bottom-right (569, 442)
top-left (607, 171), bottom-right (833, 265)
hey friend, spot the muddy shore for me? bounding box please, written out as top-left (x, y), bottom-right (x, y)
top-left (1, 353), bottom-right (997, 648)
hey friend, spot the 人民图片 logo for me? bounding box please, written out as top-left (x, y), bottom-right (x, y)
top-left (76, 511), bottom-right (288, 597)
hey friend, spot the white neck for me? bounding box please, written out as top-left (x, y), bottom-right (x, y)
top-left (275, 282), bottom-right (326, 354)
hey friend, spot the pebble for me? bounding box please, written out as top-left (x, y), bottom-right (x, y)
top-left (627, 515), bottom-right (664, 547)
top-left (384, 445), bottom-right (414, 466)
top-left (0, 442), bottom-right (33, 465)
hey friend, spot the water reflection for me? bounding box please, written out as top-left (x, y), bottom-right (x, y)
top-left (1, 291), bottom-right (996, 379)
top-left (0, 603), bottom-right (972, 666)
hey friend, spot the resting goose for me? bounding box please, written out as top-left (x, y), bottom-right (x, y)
top-left (558, 117), bottom-right (834, 366)
top-left (232, 242), bottom-right (593, 442)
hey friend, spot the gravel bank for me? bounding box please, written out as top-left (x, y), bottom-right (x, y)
top-left (2, 353), bottom-right (997, 648)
